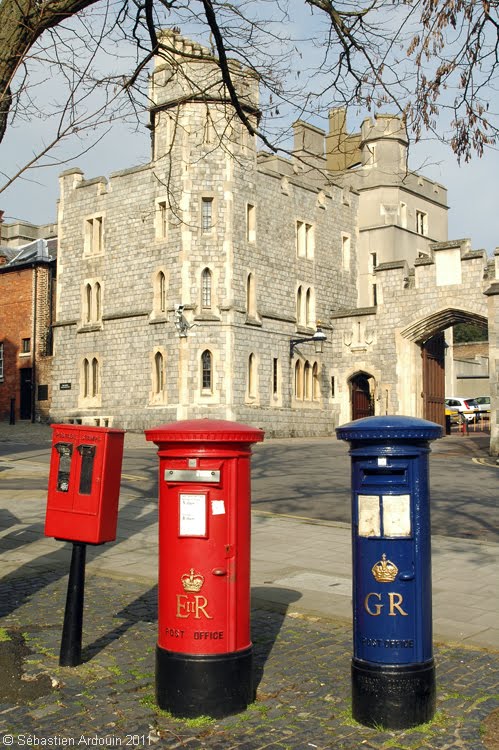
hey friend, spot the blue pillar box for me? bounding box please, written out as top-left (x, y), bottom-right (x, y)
top-left (336, 415), bottom-right (443, 729)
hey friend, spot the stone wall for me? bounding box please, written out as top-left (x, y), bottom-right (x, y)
top-left (50, 43), bottom-right (359, 436)
top-left (331, 242), bottom-right (493, 428)
top-left (48, 31), bottom-right (499, 451)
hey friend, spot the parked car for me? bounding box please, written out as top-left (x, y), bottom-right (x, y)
top-left (474, 396), bottom-right (491, 413)
top-left (445, 397), bottom-right (479, 422)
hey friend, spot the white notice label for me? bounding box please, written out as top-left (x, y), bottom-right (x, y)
top-left (382, 495), bottom-right (411, 537)
top-left (358, 495), bottom-right (381, 537)
top-left (211, 500), bottom-right (225, 516)
top-left (179, 494), bottom-right (206, 537)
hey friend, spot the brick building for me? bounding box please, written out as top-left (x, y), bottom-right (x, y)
top-left (0, 239), bottom-right (57, 422)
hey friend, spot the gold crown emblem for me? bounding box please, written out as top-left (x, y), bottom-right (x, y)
top-left (372, 554), bottom-right (398, 583)
top-left (181, 568), bottom-right (205, 592)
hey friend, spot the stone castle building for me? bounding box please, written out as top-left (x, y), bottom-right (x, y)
top-left (50, 31), bottom-right (358, 435)
top-left (48, 30), bottom-right (499, 451)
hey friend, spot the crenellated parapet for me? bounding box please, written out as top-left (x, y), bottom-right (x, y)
top-left (150, 29), bottom-right (260, 122)
top-left (371, 239), bottom-right (491, 305)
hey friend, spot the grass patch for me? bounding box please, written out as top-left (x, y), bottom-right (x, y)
top-left (183, 715), bottom-right (215, 728)
top-left (130, 669), bottom-right (154, 680)
top-left (139, 694), bottom-right (215, 726)
top-left (0, 628), bottom-right (11, 642)
top-left (335, 707), bottom-right (362, 727)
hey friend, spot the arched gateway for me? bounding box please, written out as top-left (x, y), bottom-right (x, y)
top-left (332, 241), bottom-right (499, 454)
top-left (349, 372), bottom-right (375, 421)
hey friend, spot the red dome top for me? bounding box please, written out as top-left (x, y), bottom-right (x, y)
top-left (145, 418), bottom-right (264, 444)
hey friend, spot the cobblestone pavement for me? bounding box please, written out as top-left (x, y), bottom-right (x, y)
top-left (1, 573), bottom-right (498, 750)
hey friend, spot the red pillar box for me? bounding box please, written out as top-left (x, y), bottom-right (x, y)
top-left (145, 419), bottom-right (264, 718)
top-left (45, 424), bottom-right (125, 544)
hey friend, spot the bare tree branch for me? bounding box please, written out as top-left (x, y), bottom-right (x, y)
top-left (1, 0), bottom-right (498, 196)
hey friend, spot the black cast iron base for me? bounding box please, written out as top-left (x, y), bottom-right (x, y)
top-left (352, 658), bottom-right (436, 729)
top-left (156, 645), bottom-right (253, 718)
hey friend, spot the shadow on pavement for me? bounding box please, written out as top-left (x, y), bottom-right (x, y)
top-left (0, 495), bottom-right (158, 618)
top-left (0, 508), bottom-right (20, 530)
top-left (251, 585), bottom-right (301, 691)
top-left (82, 584), bottom-right (158, 663)
top-left (81, 583), bottom-right (302, 696)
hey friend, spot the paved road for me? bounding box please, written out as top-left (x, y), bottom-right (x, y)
top-left (250, 433), bottom-right (499, 543)
top-left (1, 427), bottom-right (497, 542)
top-left (1, 422), bottom-right (498, 748)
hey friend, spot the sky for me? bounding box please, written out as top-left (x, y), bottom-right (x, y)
top-left (1, 0), bottom-right (498, 255)
top-left (409, 140), bottom-right (499, 255)
top-left (2, 113), bottom-right (498, 256)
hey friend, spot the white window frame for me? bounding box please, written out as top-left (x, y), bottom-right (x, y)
top-left (155, 199), bottom-right (168, 240)
top-left (84, 215), bottom-right (104, 256)
top-left (80, 355), bottom-right (102, 407)
top-left (201, 197), bottom-right (214, 233)
top-left (312, 362), bottom-right (320, 401)
top-left (294, 360), bottom-right (303, 401)
top-left (305, 287), bottom-right (315, 327)
top-left (342, 233), bottom-right (351, 271)
top-left (296, 221), bottom-right (314, 259)
top-left (416, 210), bottom-right (428, 236)
top-left (296, 285), bottom-right (303, 326)
top-left (399, 202), bottom-right (407, 229)
top-left (201, 268), bottom-right (212, 310)
top-left (246, 272), bottom-right (257, 318)
top-left (82, 280), bottom-right (103, 325)
top-left (246, 352), bottom-right (259, 403)
top-left (201, 349), bottom-right (213, 393)
top-left (150, 348), bottom-right (167, 404)
top-left (246, 204), bottom-right (256, 243)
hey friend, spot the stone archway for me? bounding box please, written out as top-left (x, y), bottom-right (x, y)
top-left (401, 308), bottom-right (488, 428)
top-left (400, 308), bottom-right (487, 343)
top-left (331, 244), bottom-right (498, 452)
top-left (349, 371), bottom-right (375, 420)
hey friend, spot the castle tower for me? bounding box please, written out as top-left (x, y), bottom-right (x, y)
top-left (149, 29), bottom-right (260, 163)
top-left (146, 30), bottom-right (262, 420)
top-left (326, 109), bottom-right (448, 307)
top-left (358, 114), bottom-right (409, 174)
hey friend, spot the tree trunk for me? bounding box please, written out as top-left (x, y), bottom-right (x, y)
top-left (0, 0), bottom-right (100, 142)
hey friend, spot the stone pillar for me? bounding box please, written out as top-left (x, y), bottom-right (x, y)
top-left (485, 280), bottom-right (499, 455)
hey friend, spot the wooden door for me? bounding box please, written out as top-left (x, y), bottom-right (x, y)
top-left (351, 374), bottom-right (374, 420)
top-left (422, 333), bottom-right (445, 427)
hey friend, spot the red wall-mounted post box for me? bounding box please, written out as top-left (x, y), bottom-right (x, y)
top-left (145, 418), bottom-right (264, 718)
top-left (45, 424), bottom-right (125, 544)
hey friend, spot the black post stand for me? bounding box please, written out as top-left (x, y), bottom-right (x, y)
top-left (9, 398), bottom-right (15, 425)
top-left (59, 542), bottom-right (87, 667)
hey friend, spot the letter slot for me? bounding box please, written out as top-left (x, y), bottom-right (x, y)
top-left (55, 442), bottom-right (73, 492)
top-left (77, 444), bottom-right (96, 495)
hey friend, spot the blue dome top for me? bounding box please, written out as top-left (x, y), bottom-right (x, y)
top-left (336, 415), bottom-right (443, 442)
